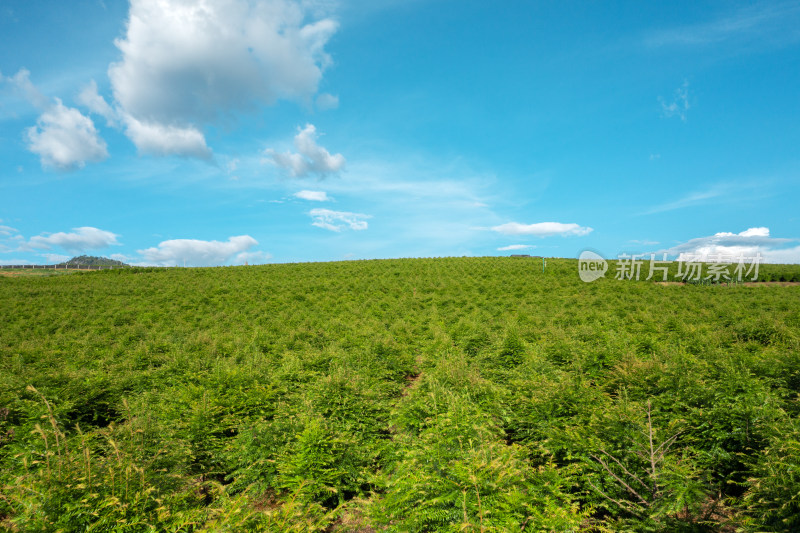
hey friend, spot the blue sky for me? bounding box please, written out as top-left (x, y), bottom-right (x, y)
top-left (1, 0), bottom-right (799, 266)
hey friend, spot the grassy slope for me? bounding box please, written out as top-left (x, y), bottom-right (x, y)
top-left (0, 258), bottom-right (799, 531)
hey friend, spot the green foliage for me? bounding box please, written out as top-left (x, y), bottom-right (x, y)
top-left (58, 255), bottom-right (130, 267)
top-left (740, 419), bottom-right (800, 531)
top-left (375, 399), bottom-right (586, 531)
top-left (276, 417), bottom-right (358, 507)
top-left (578, 400), bottom-right (714, 530)
top-left (1, 388), bottom-right (205, 532)
top-left (1, 257), bottom-right (799, 530)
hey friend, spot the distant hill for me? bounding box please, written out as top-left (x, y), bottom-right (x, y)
top-left (57, 255), bottom-right (129, 267)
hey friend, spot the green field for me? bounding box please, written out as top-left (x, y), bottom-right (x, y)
top-left (0, 268), bottom-right (85, 278)
top-left (1, 258), bottom-right (799, 531)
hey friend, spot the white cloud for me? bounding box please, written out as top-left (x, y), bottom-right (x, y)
top-left (659, 227), bottom-right (800, 263)
top-left (759, 246), bottom-right (800, 264)
top-left (267, 123), bottom-right (345, 177)
top-left (295, 156), bottom-right (507, 256)
top-left (3, 69), bottom-right (108, 170)
top-left (640, 181), bottom-right (768, 215)
top-left (106, 0), bottom-right (337, 158)
top-left (491, 222), bottom-right (593, 237)
top-left (234, 250), bottom-right (272, 265)
top-left (309, 208), bottom-right (369, 231)
top-left (660, 80), bottom-right (690, 121)
top-left (0, 225), bottom-right (18, 237)
top-left (25, 227), bottom-right (120, 253)
top-left (315, 92), bottom-right (339, 110)
top-left (76, 80), bottom-right (211, 158)
top-left (41, 253), bottom-right (70, 264)
top-left (646, 2), bottom-right (800, 48)
top-left (498, 244), bottom-right (536, 251)
top-left (4, 69), bottom-right (49, 109)
top-left (137, 235), bottom-right (259, 266)
top-left (0, 230), bottom-right (24, 253)
top-left (26, 99), bottom-right (109, 170)
top-left (78, 80), bottom-right (118, 126)
top-left (643, 188), bottom-right (721, 214)
top-left (122, 114), bottom-right (211, 159)
top-left (738, 227), bottom-right (770, 237)
top-left (294, 190), bottom-right (330, 201)
top-left (109, 253), bottom-right (132, 263)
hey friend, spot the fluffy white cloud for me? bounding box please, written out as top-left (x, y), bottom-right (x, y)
top-left (106, 0), bottom-right (337, 158)
top-left (309, 208), bottom-right (369, 231)
top-left (294, 190), bottom-right (330, 201)
top-left (26, 227), bottom-right (120, 253)
top-left (4, 69), bottom-right (108, 170)
top-left (122, 114), bottom-right (211, 159)
top-left (491, 222), bottom-right (593, 237)
top-left (498, 244), bottom-right (536, 251)
top-left (137, 235), bottom-right (259, 266)
top-left (77, 80), bottom-right (212, 159)
top-left (267, 123), bottom-right (345, 177)
top-left (26, 99), bottom-right (109, 170)
top-left (659, 227), bottom-right (800, 263)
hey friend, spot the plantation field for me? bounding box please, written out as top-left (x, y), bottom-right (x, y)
top-left (1, 257), bottom-right (799, 531)
top-left (0, 268), bottom-right (83, 278)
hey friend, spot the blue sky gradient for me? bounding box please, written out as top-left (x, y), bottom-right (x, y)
top-left (1, 0), bottom-right (799, 266)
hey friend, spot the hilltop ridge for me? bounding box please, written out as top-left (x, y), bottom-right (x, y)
top-left (57, 255), bottom-right (129, 267)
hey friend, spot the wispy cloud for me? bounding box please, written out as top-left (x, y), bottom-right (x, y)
top-left (234, 250), bottom-right (272, 265)
top-left (41, 253), bottom-right (70, 264)
top-left (294, 190), bottom-right (331, 202)
top-left (498, 244), bottom-right (536, 251)
top-left (491, 222), bottom-right (593, 237)
top-left (315, 93), bottom-right (339, 111)
top-left (642, 188), bottom-right (722, 215)
top-left (309, 208), bottom-right (370, 232)
top-left (0, 225), bottom-right (18, 237)
top-left (639, 181), bottom-right (767, 215)
top-left (646, 2), bottom-right (800, 48)
top-left (659, 80), bottom-right (690, 121)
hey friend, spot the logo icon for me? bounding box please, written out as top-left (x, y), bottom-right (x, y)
top-left (578, 250), bottom-right (607, 282)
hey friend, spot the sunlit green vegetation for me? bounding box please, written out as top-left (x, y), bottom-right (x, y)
top-left (1, 257), bottom-right (799, 531)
